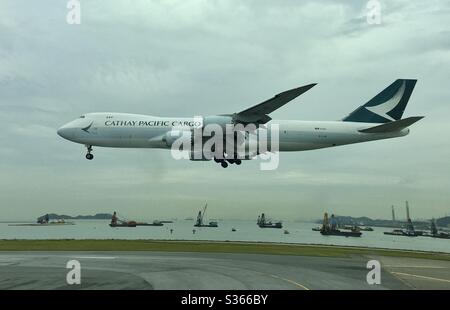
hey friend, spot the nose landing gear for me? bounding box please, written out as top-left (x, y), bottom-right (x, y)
top-left (85, 145), bottom-right (94, 160)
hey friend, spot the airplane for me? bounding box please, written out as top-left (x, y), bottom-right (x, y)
top-left (57, 79), bottom-right (423, 168)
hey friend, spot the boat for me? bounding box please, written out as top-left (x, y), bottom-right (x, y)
top-left (422, 232), bottom-right (450, 239)
top-left (109, 221), bottom-right (137, 228)
top-left (259, 222), bottom-right (282, 229)
top-left (109, 220), bottom-right (137, 227)
top-left (359, 226), bottom-right (374, 231)
top-left (135, 220), bottom-right (164, 227)
top-left (421, 219), bottom-right (450, 239)
top-left (384, 211), bottom-right (421, 236)
top-left (342, 225), bottom-right (373, 231)
top-left (231, 228), bottom-right (237, 232)
top-left (312, 227), bottom-right (321, 231)
top-left (194, 203), bottom-right (218, 228)
top-left (257, 213), bottom-right (282, 229)
top-left (383, 229), bottom-right (418, 237)
top-left (321, 230), bottom-right (362, 237)
top-left (316, 212), bottom-right (362, 237)
top-left (109, 213), bottom-right (137, 227)
top-left (341, 225), bottom-right (373, 232)
top-left (109, 212), bottom-right (159, 228)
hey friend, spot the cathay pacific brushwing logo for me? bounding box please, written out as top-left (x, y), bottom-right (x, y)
top-left (82, 121), bottom-right (93, 133)
top-left (366, 81), bottom-right (406, 121)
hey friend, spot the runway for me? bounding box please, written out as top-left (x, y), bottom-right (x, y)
top-left (2, 251), bottom-right (448, 290)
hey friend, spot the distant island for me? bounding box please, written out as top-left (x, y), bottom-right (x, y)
top-left (437, 216), bottom-right (450, 227)
top-left (46, 213), bottom-right (112, 220)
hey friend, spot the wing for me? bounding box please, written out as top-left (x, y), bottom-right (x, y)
top-left (232, 83), bottom-right (317, 125)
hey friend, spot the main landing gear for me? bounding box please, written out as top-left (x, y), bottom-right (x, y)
top-left (214, 156), bottom-right (242, 168)
top-left (85, 145), bottom-right (94, 160)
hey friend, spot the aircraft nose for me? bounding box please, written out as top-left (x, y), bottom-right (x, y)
top-left (57, 127), bottom-right (66, 138)
top-left (57, 124), bottom-right (72, 139)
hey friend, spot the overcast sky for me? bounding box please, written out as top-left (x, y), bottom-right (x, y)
top-left (0, 0), bottom-right (449, 221)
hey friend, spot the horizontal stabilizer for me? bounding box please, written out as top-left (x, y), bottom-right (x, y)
top-left (358, 116), bottom-right (424, 133)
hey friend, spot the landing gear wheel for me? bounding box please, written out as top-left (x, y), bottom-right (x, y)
top-left (235, 159), bottom-right (242, 165)
top-left (221, 161), bottom-right (228, 168)
top-left (85, 145), bottom-right (94, 160)
top-left (214, 157), bottom-right (221, 163)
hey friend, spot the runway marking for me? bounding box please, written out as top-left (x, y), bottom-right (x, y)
top-left (389, 271), bottom-right (416, 290)
top-left (269, 274), bottom-right (310, 290)
top-left (391, 272), bottom-right (450, 283)
top-left (72, 256), bottom-right (116, 260)
top-left (385, 265), bottom-right (447, 269)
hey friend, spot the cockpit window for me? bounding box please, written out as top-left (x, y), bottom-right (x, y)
top-left (80, 115), bottom-right (85, 118)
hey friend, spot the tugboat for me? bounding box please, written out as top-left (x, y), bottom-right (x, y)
top-left (194, 203), bottom-right (218, 228)
top-left (319, 213), bottom-right (362, 237)
top-left (257, 213), bottom-right (282, 229)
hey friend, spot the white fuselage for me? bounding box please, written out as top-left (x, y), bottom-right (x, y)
top-left (57, 113), bottom-right (409, 152)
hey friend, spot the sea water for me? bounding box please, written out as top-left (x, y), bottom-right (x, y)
top-left (1, 220), bottom-right (449, 253)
